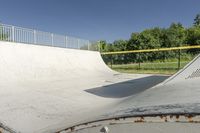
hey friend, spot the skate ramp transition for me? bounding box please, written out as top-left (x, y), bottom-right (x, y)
top-left (0, 41), bottom-right (199, 133)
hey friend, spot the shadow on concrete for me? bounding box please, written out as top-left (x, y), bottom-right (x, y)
top-left (85, 75), bottom-right (169, 98)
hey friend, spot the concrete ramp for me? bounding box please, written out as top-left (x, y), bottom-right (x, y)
top-left (0, 41), bottom-right (167, 133)
top-left (163, 54), bottom-right (200, 84)
top-left (0, 41), bottom-right (199, 133)
top-left (0, 41), bottom-right (113, 83)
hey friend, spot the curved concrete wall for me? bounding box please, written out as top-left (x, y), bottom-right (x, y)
top-left (0, 41), bottom-right (113, 83)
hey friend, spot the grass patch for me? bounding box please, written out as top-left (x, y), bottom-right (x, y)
top-left (108, 61), bottom-right (190, 75)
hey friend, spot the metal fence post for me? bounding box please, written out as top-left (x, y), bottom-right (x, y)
top-left (138, 53), bottom-right (141, 69)
top-left (178, 49), bottom-right (181, 70)
top-left (65, 36), bottom-right (68, 48)
top-left (87, 40), bottom-right (90, 50)
top-left (12, 26), bottom-right (15, 42)
top-left (78, 39), bottom-right (80, 49)
top-left (111, 55), bottom-right (113, 68)
top-left (98, 41), bottom-right (100, 52)
top-left (51, 33), bottom-right (54, 46)
top-left (34, 30), bottom-right (36, 44)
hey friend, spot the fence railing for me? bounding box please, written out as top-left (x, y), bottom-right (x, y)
top-left (101, 45), bottom-right (200, 74)
top-left (0, 23), bottom-right (99, 51)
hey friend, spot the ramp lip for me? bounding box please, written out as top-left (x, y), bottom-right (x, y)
top-left (55, 102), bottom-right (200, 133)
top-left (0, 122), bottom-right (17, 133)
top-left (0, 40), bottom-right (99, 52)
top-left (57, 112), bottom-right (200, 133)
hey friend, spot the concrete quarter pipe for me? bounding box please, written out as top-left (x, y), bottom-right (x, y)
top-left (0, 41), bottom-right (199, 133)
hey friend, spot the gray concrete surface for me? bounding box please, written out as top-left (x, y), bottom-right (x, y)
top-left (72, 123), bottom-right (200, 133)
top-left (0, 41), bottom-right (199, 133)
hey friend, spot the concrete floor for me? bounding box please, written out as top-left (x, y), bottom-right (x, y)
top-left (72, 123), bottom-right (200, 133)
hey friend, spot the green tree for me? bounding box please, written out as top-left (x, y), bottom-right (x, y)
top-left (163, 23), bottom-right (186, 47)
top-left (127, 29), bottom-right (161, 62)
top-left (98, 40), bottom-right (107, 52)
top-left (102, 15), bottom-right (200, 65)
top-left (186, 26), bottom-right (200, 44)
top-left (186, 26), bottom-right (200, 54)
top-left (112, 40), bottom-right (128, 64)
top-left (112, 40), bottom-right (127, 51)
top-left (194, 14), bottom-right (200, 26)
top-left (160, 23), bottom-right (186, 59)
top-left (101, 43), bottom-right (114, 65)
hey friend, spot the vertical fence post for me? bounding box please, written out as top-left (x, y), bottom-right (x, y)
top-left (78, 39), bottom-right (80, 49)
top-left (111, 55), bottom-right (113, 68)
top-left (12, 26), bottom-right (15, 42)
top-left (98, 41), bottom-right (101, 52)
top-left (138, 53), bottom-right (141, 69)
top-left (87, 40), bottom-right (90, 50)
top-left (34, 30), bottom-right (36, 44)
top-left (178, 49), bottom-right (181, 70)
top-left (65, 36), bottom-right (68, 48)
top-left (51, 33), bottom-right (54, 46)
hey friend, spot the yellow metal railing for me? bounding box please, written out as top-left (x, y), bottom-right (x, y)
top-left (101, 45), bottom-right (200, 55)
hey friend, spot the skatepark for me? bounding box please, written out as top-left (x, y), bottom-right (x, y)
top-left (0, 24), bottom-right (200, 133)
top-left (0, 40), bottom-right (200, 133)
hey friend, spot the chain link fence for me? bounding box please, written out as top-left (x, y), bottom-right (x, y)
top-left (101, 47), bottom-right (200, 75)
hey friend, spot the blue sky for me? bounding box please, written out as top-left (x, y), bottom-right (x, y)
top-left (0, 0), bottom-right (200, 42)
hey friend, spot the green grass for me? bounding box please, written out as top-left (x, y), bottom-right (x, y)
top-left (108, 61), bottom-right (190, 75)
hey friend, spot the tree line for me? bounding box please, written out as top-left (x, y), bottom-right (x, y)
top-left (100, 14), bottom-right (200, 64)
